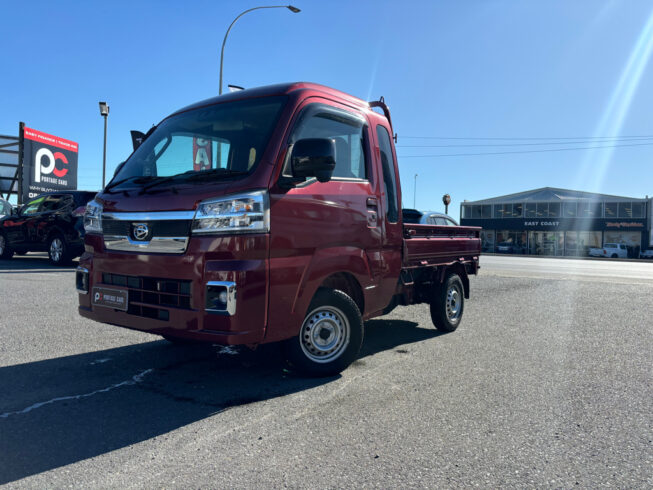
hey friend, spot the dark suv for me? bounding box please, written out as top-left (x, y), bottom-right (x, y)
top-left (0, 191), bottom-right (96, 264)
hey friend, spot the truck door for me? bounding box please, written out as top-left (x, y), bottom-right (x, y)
top-left (267, 101), bottom-right (383, 341)
top-left (373, 123), bottom-right (404, 299)
top-left (11, 195), bottom-right (45, 247)
top-left (35, 194), bottom-right (65, 246)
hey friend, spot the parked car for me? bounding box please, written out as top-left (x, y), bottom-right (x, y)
top-left (588, 243), bottom-right (628, 258)
top-left (77, 82), bottom-right (481, 376)
top-left (0, 197), bottom-right (12, 218)
top-left (0, 191), bottom-right (97, 264)
top-left (639, 249), bottom-right (653, 259)
top-left (402, 209), bottom-right (458, 226)
top-left (496, 241), bottom-right (518, 254)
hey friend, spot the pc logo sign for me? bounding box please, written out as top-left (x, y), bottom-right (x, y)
top-left (35, 148), bottom-right (69, 182)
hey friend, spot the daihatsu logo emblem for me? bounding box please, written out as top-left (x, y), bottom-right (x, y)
top-left (132, 223), bottom-right (150, 241)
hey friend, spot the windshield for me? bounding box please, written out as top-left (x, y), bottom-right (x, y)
top-left (110, 96), bottom-right (287, 189)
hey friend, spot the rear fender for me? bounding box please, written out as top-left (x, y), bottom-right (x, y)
top-left (439, 262), bottom-right (470, 299)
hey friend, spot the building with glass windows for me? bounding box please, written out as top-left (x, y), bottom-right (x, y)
top-left (460, 187), bottom-right (651, 257)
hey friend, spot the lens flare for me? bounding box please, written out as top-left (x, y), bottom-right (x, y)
top-left (578, 8), bottom-right (653, 190)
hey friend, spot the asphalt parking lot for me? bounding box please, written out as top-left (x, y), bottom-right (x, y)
top-left (1, 254), bottom-right (651, 488)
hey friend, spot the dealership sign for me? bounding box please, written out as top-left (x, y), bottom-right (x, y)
top-left (21, 126), bottom-right (78, 201)
top-left (461, 217), bottom-right (647, 232)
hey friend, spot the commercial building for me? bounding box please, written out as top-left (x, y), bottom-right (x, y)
top-left (460, 187), bottom-right (651, 257)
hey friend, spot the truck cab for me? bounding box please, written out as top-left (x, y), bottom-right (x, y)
top-left (78, 83), bottom-right (480, 375)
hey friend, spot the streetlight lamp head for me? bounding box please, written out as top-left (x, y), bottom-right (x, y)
top-left (99, 101), bottom-right (109, 116)
top-left (287, 5), bottom-right (301, 13)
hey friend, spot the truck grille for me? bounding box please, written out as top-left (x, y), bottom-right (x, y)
top-left (101, 273), bottom-right (192, 320)
top-left (102, 219), bottom-right (192, 237)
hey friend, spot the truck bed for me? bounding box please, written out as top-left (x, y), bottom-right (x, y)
top-left (402, 224), bottom-right (481, 268)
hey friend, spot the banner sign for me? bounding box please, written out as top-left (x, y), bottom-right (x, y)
top-left (21, 126), bottom-right (78, 201)
top-left (192, 137), bottom-right (212, 171)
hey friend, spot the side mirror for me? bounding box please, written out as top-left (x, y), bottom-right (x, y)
top-left (291, 138), bottom-right (336, 183)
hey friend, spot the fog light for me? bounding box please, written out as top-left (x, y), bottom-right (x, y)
top-left (206, 281), bottom-right (236, 316)
top-left (76, 267), bottom-right (89, 294)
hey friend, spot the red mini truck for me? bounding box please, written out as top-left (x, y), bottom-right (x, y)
top-left (77, 83), bottom-right (481, 375)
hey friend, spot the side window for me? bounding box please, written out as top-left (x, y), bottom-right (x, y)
top-left (21, 196), bottom-right (45, 215)
top-left (376, 125), bottom-right (399, 223)
top-left (39, 195), bottom-right (63, 212)
top-left (291, 105), bottom-right (367, 180)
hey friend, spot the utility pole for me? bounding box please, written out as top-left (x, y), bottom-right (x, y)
top-left (413, 173), bottom-right (418, 208)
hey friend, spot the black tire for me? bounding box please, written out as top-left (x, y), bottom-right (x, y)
top-left (283, 288), bottom-right (363, 377)
top-left (47, 233), bottom-right (71, 265)
top-left (611, 254), bottom-right (618, 259)
top-left (0, 232), bottom-right (13, 260)
top-left (430, 273), bottom-right (464, 332)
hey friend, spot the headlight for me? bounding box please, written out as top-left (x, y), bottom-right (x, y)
top-left (192, 190), bottom-right (269, 235)
top-left (84, 200), bottom-right (103, 233)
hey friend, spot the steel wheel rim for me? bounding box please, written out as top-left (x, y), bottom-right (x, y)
top-left (300, 306), bottom-right (350, 363)
top-left (50, 238), bottom-right (63, 262)
top-left (446, 286), bottom-right (461, 322)
top-left (0, 235), bottom-right (4, 255)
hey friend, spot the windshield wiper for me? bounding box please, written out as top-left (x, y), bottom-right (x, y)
top-left (183, 168), bottom-right (248, 181)
top-left (138, 171), bottom-right (196, 194)
top-left (104, 175), bottom-right (154, 193)
top-left (138, 168), bottom-right (248, 194)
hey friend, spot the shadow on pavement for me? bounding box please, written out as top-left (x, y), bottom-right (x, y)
top-left (0, 254), bottom-right (78, 273)
top-left (0, 319), bottom-right (438, 484)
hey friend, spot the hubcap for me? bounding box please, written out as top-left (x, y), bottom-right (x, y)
top-left (446, 286), bottom-right (461, 322)
top-left (50, 238), bottom-right (63, 262)
top-left (300, 306), bottom-right (350, 363)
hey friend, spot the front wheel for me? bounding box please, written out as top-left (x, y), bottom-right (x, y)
top-left (48, 234), bottom-right (71, 265)
top-left (430, 273), bottom-right (465, 332)
top-left (283, 288), bottom-right (363, 377)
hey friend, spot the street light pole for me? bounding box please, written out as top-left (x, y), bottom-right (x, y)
top-left (99, 102), bottom-right (109, 188)
top-left (413, 173), bottom-right (418, 208)
top-left (219, 5), bottom-right (301, 95)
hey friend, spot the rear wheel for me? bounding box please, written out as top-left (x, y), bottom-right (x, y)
top-left (430, 273), bottom-right (464, 332)
top-left (48, 234), bottom-right (71, 265)
top-left (0, 233), bottom-right (13, 260)
top-left (611, 254), bottom-right (618, 258)
top-left (283, 288), bottom-right (363, 377)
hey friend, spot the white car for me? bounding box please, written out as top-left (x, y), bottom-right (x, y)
top-left (640, 249), bottom-right (653, 259)
top-left (588, 243), bottom-right (628, 258)
top-left (0, 198), bottom-right (12, 219)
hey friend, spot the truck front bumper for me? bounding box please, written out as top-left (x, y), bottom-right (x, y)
top-left (77, 234), bottom-right (268, 345)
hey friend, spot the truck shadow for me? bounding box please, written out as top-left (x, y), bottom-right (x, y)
top-left (0, 319), bottom-right (438, 484)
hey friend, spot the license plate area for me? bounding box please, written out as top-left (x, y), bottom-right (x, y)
top-left (92, 286), bottom-right (128, 311)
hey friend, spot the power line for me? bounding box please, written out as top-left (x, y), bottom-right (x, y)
top-left (397, 137), bottom-right (653, 148)
top-left (397, 141), bottom-right (653, 158)
top-left (399, 134), bottom-right (653, 141)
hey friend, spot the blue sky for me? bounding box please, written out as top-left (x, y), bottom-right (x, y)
top-left (2, 0), bottom-right (653, 219)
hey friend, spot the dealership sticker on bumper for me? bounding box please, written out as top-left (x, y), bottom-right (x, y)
top-left (92, 287), bottom-right (128, 311)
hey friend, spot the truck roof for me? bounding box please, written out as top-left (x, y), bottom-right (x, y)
top-left (171, 82), bottom-right (370, 117)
